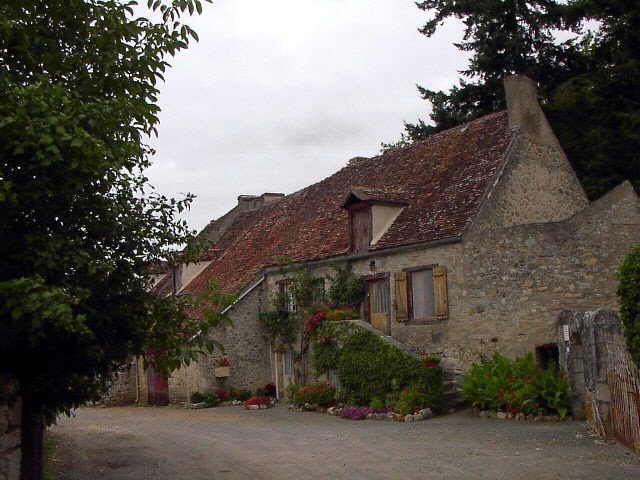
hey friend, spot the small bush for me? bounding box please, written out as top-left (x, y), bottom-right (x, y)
top-left (244, 396), bottom-right (271, 407)
top-left (190, 392), bottom-right (204, 404)
top-left (229, 387), bottom-right (252, 401)
top-left (202, 392), bottom-right (220, 408)
top-left (461, 353), bottom-right (571, 417)
top-left (394, 388), bottom-right (431, 416)
top-left (214, 388), bottom-right (228, 401)
top-left (263, 382), bottom-right (277, 397)
top-left (292, 383), bottom-right (336, 407)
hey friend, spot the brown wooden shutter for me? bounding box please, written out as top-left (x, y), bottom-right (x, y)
top-left (394, 271), bottom-right (408, 321)
top-left (433, 266), bottom-right (448, 319)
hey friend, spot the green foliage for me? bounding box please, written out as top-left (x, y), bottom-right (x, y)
top-left (617, 244), bottom-right (640, 369)
top-left (369, 397), bottom-right (384, 409)
top-left (0, 0), bottom-right (215, 422)
top-left (461, 353), bottom-right (571, 417)
top-left (385, 0), bottom-right (640, 199)
top-left (326, 264), bottom-right (364, 309)
top-left (229, 387), bottom-right (252, 402)
top-left (202, 392), bottom-right (220, 408)
top-left (394, 388), bottom-right (431, 416)
top-left (391, 0), bottom-right (576, 142)
top-left (259, 291), bottom-right (299, 347)
top-left (313, 326), bottom-right (446, 414)
top-left (190, 392), bottom-right (204, 404)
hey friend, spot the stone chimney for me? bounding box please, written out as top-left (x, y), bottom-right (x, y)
top-left (237, 192), bottom-right (284, 211)
top-left (504, 74), bottom-right (555, 146)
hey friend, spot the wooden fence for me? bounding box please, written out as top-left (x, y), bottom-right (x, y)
top-left (608, 371), bottom-right (640, 453)
top-left (605, 332), bottom-right (640, 454)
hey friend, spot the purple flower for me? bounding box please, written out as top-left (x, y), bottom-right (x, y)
top-left (340, 406), bottom-right (374, 420)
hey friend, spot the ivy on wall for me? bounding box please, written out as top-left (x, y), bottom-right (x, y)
top-left (312, 326), bottom-right (446, 414)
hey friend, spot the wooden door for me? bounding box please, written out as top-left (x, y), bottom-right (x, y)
top-left (147, 364), bottom-right (169, 406)
top-left (146, 349), bottom-right (169, 406)
top-left (275, 351), bottom-right (295, 400)
top-left (367, 279), bottom-right (389, 334)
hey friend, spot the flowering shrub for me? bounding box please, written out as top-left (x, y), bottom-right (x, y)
top-left (340, 406), bottom-right (374, 420)
top-left (304, 305), bottom-right (327, 333)
top-left (461, 353), bottom-right (571, 417)
top-left (229, 387), bottom-right (252, 401)
top-left (263, 382), bottom-right (277, 397)
top-left (394, 387), bottom-right (429, 415)
top-left (214, 388), bottom-right (228, 401)
top-left (244, 396), bottom-right (271, 407)
top-left (293, 382), bottom-right (336, 406)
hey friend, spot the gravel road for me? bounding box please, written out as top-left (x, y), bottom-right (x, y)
top-left (50, 405), bottom-right (640, 480)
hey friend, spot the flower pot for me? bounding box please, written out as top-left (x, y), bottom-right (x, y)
top-left (421, 360), bottom-right (440, 368)
top-left (214, 366), bottom-right (230, 377)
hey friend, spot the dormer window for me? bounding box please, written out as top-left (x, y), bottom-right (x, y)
top-left (341, 187), bottom-right (407, 253)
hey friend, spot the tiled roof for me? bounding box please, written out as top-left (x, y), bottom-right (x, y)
top-left (185, 111), bottom-right (516, 296)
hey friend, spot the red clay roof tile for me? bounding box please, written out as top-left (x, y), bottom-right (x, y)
top-left (185, 111), bottom-right (515, 296)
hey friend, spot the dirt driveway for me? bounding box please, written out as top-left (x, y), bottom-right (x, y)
top-left (50, 404), bottom-right (640, 480)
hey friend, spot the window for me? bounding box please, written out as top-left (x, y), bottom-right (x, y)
top-left (411, 269), bottom-right (436, 319)
top-left (279, 281), bottom-right (297, 313)
top-left (394, 266), bottom-right (448, 322)
top-left (328, 369), bottom-right (339, 388)
top-left (312, 278), bottom-right (325, 305)
top-left (283, 351), bottom-right (293, 376)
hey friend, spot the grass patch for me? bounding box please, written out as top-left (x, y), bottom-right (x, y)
top-left (44, 430), bottom-right (58, 480)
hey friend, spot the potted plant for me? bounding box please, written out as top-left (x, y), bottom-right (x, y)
top-left (421, 352), bottom-right (442, 368)
top-left (214, 356), bottom-right (231, 377)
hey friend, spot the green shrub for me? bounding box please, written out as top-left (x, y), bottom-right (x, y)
top-left (394, 388), bottom-right (430, 416)
top-left (190, 391), bottom-right (204, 404)
top-left (618, 244), bottom-right (640, 369)
top-left (369, 397), bottom-right (384, 409)
top-left (313, 326), bottom-right (446, 414)
top-left (461, 353), bottom-right (571, 417)
top-left (202, 392), bottom-right (220, 408)
top-left (326, 264), bottom-right (364, 309)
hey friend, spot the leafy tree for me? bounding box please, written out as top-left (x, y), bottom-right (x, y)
top-left (384, 0), bottom-right (640, 199)
top-left (545, 0), bottom-right (640, 198)
top-left (617, 244), bottom-right (640, 370)
top-left (0, 1), bottom-right (225, 479)
top-left (387, 0), bottom-right (578, 145)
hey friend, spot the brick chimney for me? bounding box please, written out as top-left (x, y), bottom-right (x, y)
top-left (503, 74), bottom-right (555, 146)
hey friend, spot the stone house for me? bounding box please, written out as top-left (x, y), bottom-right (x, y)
top-left (109, 75), bottom-right (639, 407)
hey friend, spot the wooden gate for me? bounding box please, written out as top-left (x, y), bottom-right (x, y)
top-left (608, 371), bottom-right (640, 453)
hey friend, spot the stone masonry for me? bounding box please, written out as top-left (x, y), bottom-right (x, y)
top-left (0, 376), bottom-right (21, 480)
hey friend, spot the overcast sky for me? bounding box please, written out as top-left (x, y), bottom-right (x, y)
top-left (146, 0), bottom-right (468, 232)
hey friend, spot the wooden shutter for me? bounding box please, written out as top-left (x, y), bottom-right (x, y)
top-left (394, 271), bottom-right (408, 321)
top-left (433, 266), bottom-right (448, 319)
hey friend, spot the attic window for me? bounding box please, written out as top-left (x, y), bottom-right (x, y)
top-left (349, 203), bottom-right (372, 253)
top-left (341, 187), bottom-right (407, 253)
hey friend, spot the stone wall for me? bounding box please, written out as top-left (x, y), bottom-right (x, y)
top-left (0, 376), bottom-right (21, 480)
top-left (263, 182), bottom-right (638, 383)
top-left (475, 135), bottom-right (587, 229)
top-left (165, 280), bottom-right (274, 403)
top-left (102, 362), bottom-right (138, 406)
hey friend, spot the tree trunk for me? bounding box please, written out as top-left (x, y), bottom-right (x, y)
top-left (20, 403), bottom-right (44, 480)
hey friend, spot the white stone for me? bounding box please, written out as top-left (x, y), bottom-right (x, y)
top-left (404, 414), bottom-right (414, 422)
